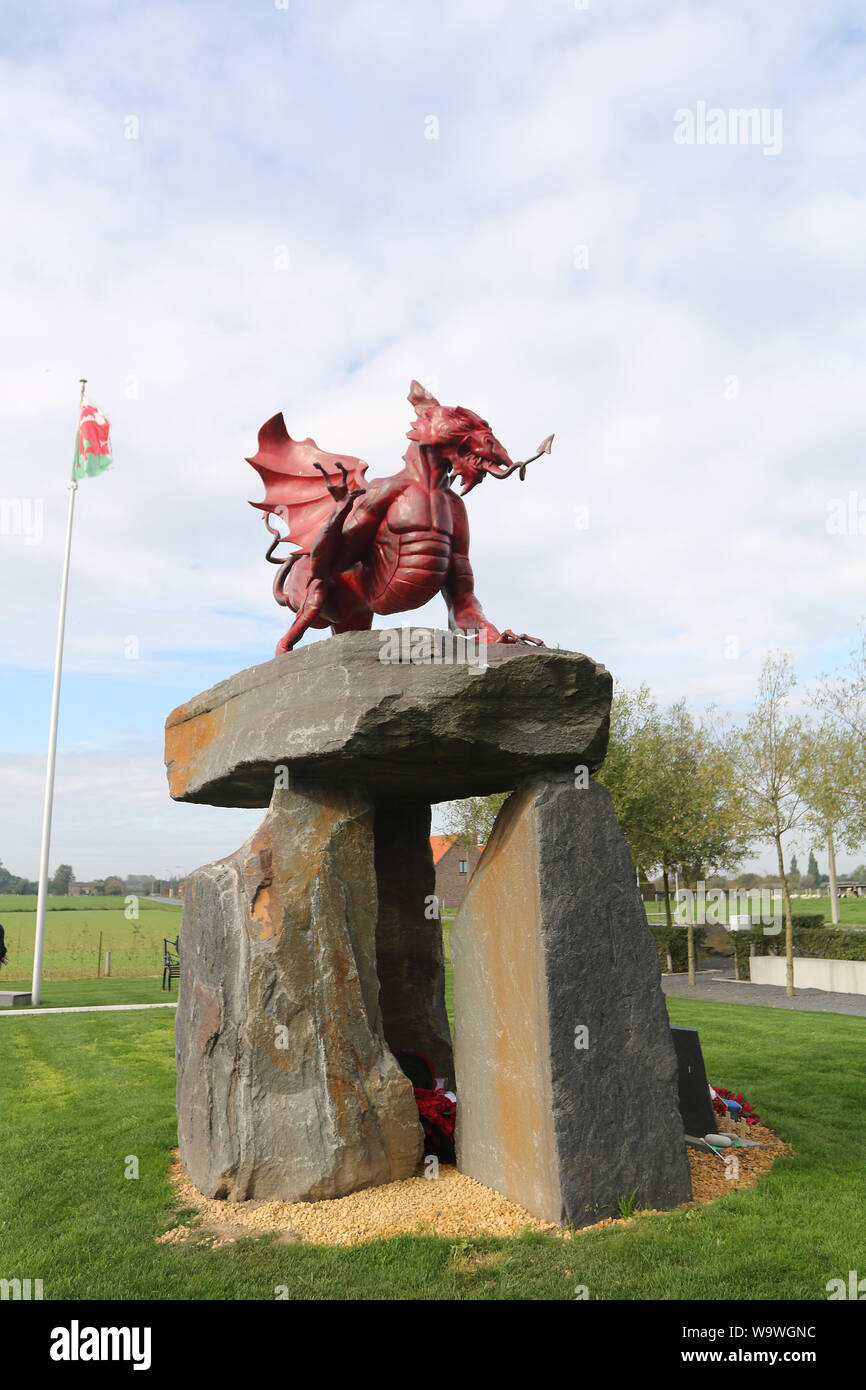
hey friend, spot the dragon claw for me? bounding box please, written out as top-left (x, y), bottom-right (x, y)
top-left (313, 459), bottom-right (366, 504)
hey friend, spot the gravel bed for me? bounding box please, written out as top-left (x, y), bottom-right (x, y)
top-left (159, 1121), bottom-right (789, 1248)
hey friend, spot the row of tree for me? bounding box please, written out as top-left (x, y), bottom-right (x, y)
top-left (726, 854), bottom-right (866, 891)
top-left (440, 625), bottom-right (866, 998)
top-left (0, 865), bottom-right (173, 897)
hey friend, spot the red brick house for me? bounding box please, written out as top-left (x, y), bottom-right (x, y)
top-left (430, 835), bottom-right (484, 911)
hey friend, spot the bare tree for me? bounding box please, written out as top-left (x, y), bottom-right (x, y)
top-left (801, 720), bottom-right (864, 923)
top-left (730, 652), bottom-right (807, 996)
top-left (437, 793), bottom-right (508, 850)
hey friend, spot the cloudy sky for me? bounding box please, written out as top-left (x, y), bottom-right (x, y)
top-left (2, 0), bottom-right (865, 880)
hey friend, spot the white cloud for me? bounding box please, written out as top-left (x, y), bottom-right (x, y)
top-left (2, 1), bottom-right (866, 874)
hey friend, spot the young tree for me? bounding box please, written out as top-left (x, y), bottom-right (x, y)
top-left (815, 621), bottom-right (866, 751)
top-left (599, 689), bottom-right (752, 981)
top-left (798, 721), bottom-right (864, 924)
top-left (729, 652), bottom-right (807, 996)
top-left (652, 701), bottom-right (752, 982)
top-left (596, 685), bottom-right (672, 910)
top-left (438, 793), bottom-right (508, 849)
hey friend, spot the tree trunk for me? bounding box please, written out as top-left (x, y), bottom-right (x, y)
top-left (775, 835), bottom-right (795, 997)
top-left (827, 828), bottom-right (839, 925)
top-left (662, 867), bottom-right (672, 927)
top-left (687, 919), bottom-right (696, 986)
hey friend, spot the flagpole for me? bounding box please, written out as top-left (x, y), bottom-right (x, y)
top-left (31, 379), bottom-right (86, 1006)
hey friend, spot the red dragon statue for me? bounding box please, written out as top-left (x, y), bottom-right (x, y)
top-left (247, 380), bottom-right (553, 654)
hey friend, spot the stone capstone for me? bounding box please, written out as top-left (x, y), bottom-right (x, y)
top-left (165, 628), bottom-right (611, 808)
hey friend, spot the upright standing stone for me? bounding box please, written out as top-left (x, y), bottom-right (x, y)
top-left (176, 780), bottom-right (421, 1201)
top-left (452, 775), bottom-right (692, 1227)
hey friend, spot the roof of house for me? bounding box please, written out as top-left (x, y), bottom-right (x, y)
top-left (430, 835), bottom-right (485, 864)
top-left (430, 835), bottom-right (459, 865)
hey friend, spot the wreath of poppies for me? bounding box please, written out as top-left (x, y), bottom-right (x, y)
top-left (712, 1085), bottom-right (760, 1125)
top-left (395, 1050), bottom-right (457, 1162)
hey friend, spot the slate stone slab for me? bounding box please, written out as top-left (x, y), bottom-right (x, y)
top-left (176, 780), bottom-right (422, 1201)
top-left (165, 628), bottom-right (611, 808)
top-left (670, 1025), bottom-right (718, 1136)
top-left (452, 774), bottom-right (693, 1227)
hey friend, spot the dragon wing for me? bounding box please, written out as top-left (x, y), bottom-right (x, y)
top-left (247, 412), bottom-right (369, 554)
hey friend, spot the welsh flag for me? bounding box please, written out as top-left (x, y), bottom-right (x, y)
top-left (72, 400), bottom-right (112, 481)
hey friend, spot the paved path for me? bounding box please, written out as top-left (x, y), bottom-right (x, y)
top-left (663, 967), bottom-right (866, 1017)
top-left (0, 1002), bottom-right (178, 1017)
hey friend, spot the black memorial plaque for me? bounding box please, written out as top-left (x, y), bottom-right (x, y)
top-left (670, 1024), bottom-right (718, 1136)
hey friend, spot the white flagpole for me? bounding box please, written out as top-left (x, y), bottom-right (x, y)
top-left (31, 378), bottom-right (86, 1006)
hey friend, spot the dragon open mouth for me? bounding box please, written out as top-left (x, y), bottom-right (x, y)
top-left (451, 449), bottom-right (515, 495)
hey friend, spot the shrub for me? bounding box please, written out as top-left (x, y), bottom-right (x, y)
top-left (649, 922), bottom-right (708, 972)
top-left (733, 923), bottom-right (866, 976)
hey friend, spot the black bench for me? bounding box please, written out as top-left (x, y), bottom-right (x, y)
top-left (162, 937), bottom-right (180, 992)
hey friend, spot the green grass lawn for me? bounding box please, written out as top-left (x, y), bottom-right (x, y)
top-left (0, 894), bottom-right (182, 913)
top-left (442, 915), bottom-right (453, 1021)
top-left (0, 997), bottom-right (861, 1300)
top-left (644, 891), bottom-right (866, 928)
top-left (0, 897), bottom-right (183, 980)
top-left (788, 893), bottom-right (866, 926)
top-left (0, 977), bottom-right (173, 1007)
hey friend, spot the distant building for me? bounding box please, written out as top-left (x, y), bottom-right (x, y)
top-left (68, 879), bottom-right (99, 897)
top-left (430, 835), bottom-right (484, 911)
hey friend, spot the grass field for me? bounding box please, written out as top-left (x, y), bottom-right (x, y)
top-left (787, 893), bottom-right (866, 925)
top-left (0, 897), bottom-right (183, 980)
top-left (4, 892), bottom-right (860, 987)
top-left (0, 996), bottom-right (861, 1300)
top-left (0, 977), bottom-right (174, 1007)
top-left (0, 894), bottom-right (182, 913)
top-left (645, 891), bottom-right (866, 927)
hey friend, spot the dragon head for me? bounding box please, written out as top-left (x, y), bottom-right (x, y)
top-left (406, 380), bottom-right (526, 496)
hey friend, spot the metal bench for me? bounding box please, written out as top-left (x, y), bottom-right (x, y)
top-left (162, 937), bottom-right (180, 992)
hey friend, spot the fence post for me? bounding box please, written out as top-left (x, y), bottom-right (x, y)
top-left (105, 950), bottom-right (111, 977)
top-left (97, 929), bottom-right (103, 979)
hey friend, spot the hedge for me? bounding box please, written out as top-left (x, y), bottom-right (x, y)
top-left (732, 923), bottom-right (866, 976)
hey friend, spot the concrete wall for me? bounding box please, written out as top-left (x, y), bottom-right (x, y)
top-left (750, 955), bottom-right (866, 995)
